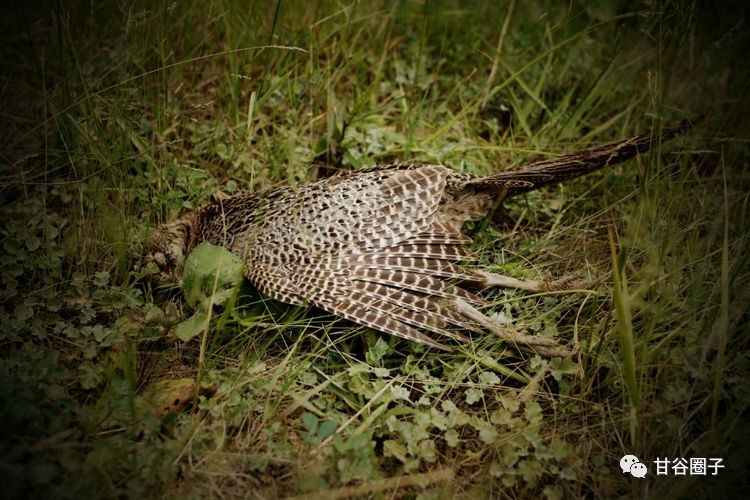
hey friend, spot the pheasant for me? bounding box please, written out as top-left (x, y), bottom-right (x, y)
top-left (147, 123), bottom-right (684, 356)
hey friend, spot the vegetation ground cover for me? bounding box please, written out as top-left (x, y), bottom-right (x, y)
top-left (1, 1), bottom-right (748, 497)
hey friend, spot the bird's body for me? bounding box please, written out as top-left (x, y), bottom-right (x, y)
top-left (147, 124), bottom-right (684, 354)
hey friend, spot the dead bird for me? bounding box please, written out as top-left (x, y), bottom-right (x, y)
top-left (146, 122), bottom-right (686, 356)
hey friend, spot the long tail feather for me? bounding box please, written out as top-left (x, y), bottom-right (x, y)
top-left (350, 254), bottom-right (480, 282)
top-left (352, 281), bottom-right (481, 336)
top-left (470, 120), bottom-right (688, 195)
top-left (352, 267), bottom-right (477, 301)
top-left (318, 297), bottom-right (453, 350)
top-left (356, 243), bottom-right (478, 261)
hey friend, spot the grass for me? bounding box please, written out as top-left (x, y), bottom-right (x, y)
top-left (1, 0), bottom-right (749, 498)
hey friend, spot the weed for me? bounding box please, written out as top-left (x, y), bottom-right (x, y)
top-left (1, 1), bottom-right (748, 498)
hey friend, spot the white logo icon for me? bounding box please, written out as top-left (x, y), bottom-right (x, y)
top-left (630, 462), bottom-right (648, 478)
top-left (620, 455), bottom-right (647, 478)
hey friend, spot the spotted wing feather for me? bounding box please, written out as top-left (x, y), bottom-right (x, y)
top-left (351, 282), bottom-right (480, 337)
top-left (244, 164), bottom-right (490, 348)
top-left (350, 267), bottom-right (477, 302)
top-left (357, 243), bottom-right (478, 261)
top-left (320, 296), bottom-right (451, 350)
top-left (349, 255), bottom-right (480, 282)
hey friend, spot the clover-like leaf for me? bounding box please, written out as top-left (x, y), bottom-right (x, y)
top-left (301, 411), bottom-right (319, 434)
top-left (476, 420), bottom-right (498, 445)
top-left (523, 400), bottom-right (543, 425)
top-left (415, 438), bottom-right (437, 463)
top-left (317, 420), bottom-right (337, 439)
top-left (465, 387), bottom-right (484, 405)
top-left (444, 428), bottom-right (459, 447)
top-left (390, 385), bottom-right (411, 401)
top-left (479, 371), bottom-right (500, 385)
top-left (383, 439), bottom-right (408, 462)
top-left (549, 357), bottom-right (579, 381)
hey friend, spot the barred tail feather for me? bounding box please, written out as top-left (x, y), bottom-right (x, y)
top-left (317, 297), bottom-right (453, 351)
top-left (349, 254), bottom-right (481, 282)
top-left (357, 243), bottom-right (478, 261)
top-left (470, 121), bottom-right (688, 195)
top-left (352, 281), bottom-right (480, 337)
top-left (351, 267), bottom-right (478, 302)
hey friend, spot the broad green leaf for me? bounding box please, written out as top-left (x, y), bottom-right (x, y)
top-left (318, 420), bottom-right (337, 439)
top-left (181, 243), bottom-right (244, 308)
top-left (174, 310), bottom-right (209, 342)
top-left (301, 411), bottom-right (319, 434)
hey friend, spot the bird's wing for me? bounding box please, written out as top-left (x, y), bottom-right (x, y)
top-left (245, 165), bottom-right (486, 350)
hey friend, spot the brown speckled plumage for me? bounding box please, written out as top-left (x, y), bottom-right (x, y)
top-left (147, 124), bottom-right (684, 354)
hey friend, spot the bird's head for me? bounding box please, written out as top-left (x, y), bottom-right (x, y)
top-left (145, 217), bottom-right (194, 281)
